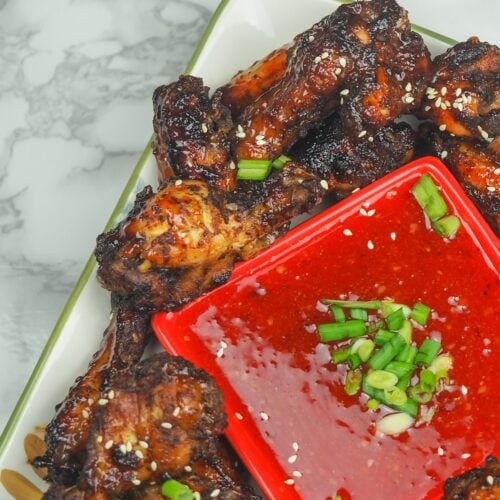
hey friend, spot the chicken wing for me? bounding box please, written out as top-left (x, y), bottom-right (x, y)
top-left (95, 164), bottom-right (322, 311)
top-left (290, 112), bottom-right (415, 197)
top-left (153, 76), bottom-right (235, 190)
top-left (420, 37), bottom-right (500, 141)
top-left (231, 0), bottom-right (430, 162)
top-left (418, 123), bottom-right (499, 235)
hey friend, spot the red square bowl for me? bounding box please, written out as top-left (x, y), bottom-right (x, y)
top-left (153, 157), bottom-right (499, 500)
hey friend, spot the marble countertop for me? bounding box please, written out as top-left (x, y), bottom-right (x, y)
top-left (0, 0), bottom-right (498, 434)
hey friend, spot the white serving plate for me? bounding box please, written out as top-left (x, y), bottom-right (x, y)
top-left (0, 0), bottom-right (472, 496)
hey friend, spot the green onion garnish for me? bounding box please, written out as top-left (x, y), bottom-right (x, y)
top-left (236, 159), bottom-right (272, 181)
top-left (350, 308), bottom-right (368, 321)
top-left (380, 301), bottom-right (411, 319)
top-left (396, 320), bottom-right (413, 344)
top-left (332, 346), bottom-right (351, 364)
top-left (396, 373), bottom-right (411, 391)
top-left (383, 386), bottom-right (408, 406)
top-left (374, 329), bottom-right (395, 346)
top-left (347, 353), bottom-right (363, 370)
top-left (362, 378), bottom-right (418, 418)
top-left (365, 370), bottom-right (398, 389)
top-left (411, 173), bottom-right (448, 221)
top-left (345, 370), bottom-right (362, 395)
top-left (271, 154), bottom-right (292, 169)
top-left (432, 215), bottom-right (461, 238)
top-left (353, 339), bottom-right (375, 362)
top-left (318, 320), bottom-right (367, 342)
top-left (368, 334), bottom-right (406, 370)
top-left (415, 339), bottom-right (441, 366)
top-left (367, 398), bottom-right (380, 411)
top-left (321, 299), bottom-right (382, 309)
top-left (419, 369), bottom-right (437, 393)
top-left (411, 302), bottom-right (431, 326)
top-left (386, 307), bottom-right (405, 330)
top-left (330, 304), bottom-right (346, 323)
top-left (384, 361), bottom-right (414, 379)
top-left (408, 384), bottom-right (433, 403)
top-left (161, 479), bottom-right (195, 500)
top-left (396, 345), bottom-right (418, 364)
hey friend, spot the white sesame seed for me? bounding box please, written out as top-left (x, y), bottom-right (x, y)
top-left (235, 131), bottom-right (246, 138)
top-left (139, 441), bottom-right (148, 449)
top-left (368, 136), bottom-right (374, 142)
top-left (403, 95), bottom-right (415, 104)
top-left (175, 179), bottom-right (183, 186)
top-left (320, 179), bottom-right (329, 190)
top-left (132, 479), bottom-right (141, 486)
top-left (284, 479), bottom-right (295, 485)
top-left (184, 465), bottom-right (192, 472)
top-left (308, 35), bottom-right (315, 42)
top-left (321, 51), bottom-right (329, 60)
top-left (220, 340), bottom-right (228, 349)
top-left (437, 447), bottom-right (445, 456)
top-left (339, 57), bottom-right (347, 67)
top-left (340, 89), bottom-right (349, 96)
top-left (439, 124), bottom-right (447, 131)
top-left (98, 398), bottom-right (108, 406)
top-left (108, 390), bottom-right (115, 400)
top-left (287, 454), bottom-right (298, 464)
top-left (461, 385), bottom-right (468, 395)
top-left (173, 406), bottom-right (180, 417)
top-left (405, 82), bottom-right (412, 92)
top-left (461, 453), bottom-right (471, 459)
top-left (340, 97), bottom-right (344, 105)
top-left (293, 470), bottom-right (302, 477)
top-left (486, 475), bottom-right (494, 485)
top-left (367, 240), bottom-right (374, 250)
top-left (151, 461), bottom-right (157, 471)
top-left (82, 410), bottom-right (89, 419)
top-left (87, 398), bottom-right (94, 405)
top-left (210, 489), bottom-right (221, 497)
top-left (358, 130), bottom-right (367, 138)
top-left (435, 97), bottom-right (442, 108)
top-left (314, 56), bottom-right (321, 64)
top-left (126, 442), bottom-right (132, 452)
top-left (216, 347), bottom-right (224, 358)
top-left (441, 103), bottom-right (447, 110)
top-left (424, 106), bottom-right (431, 111)
top-left (104, 440), bottom-right (113, 449)
top-left (260, 412), bottom-right (269, 421)
top-left (235, 412), bottom-right (243, 420)
top-left (256, 134), bottom-right (264, 141)
top-left (352, 187), bottom-right (360, 193)
top-left (201, 123), bottom-right (208, 133)
top-left (120, 444), bottom-right (127, 454)
top-left (390, 232), bottom-right (396, 241)
top-left (441, 87), bottom-right (447, 96)
top-left (335, 67), bottom-right (342, 75)
top-left (292, 442), bottom-right (299, 452)
top-left (343, 229), bottom-right (353, 236)
top-left (494, 168), bottom-right (500, 175)
top-left (487, 186), bottom-right (496, 192)
top-left (97, 436), bottom-right (103, 443)
top-left (229, 160), bottom-right (236, 170)
top-left (445, 100), bottom-right (451, 107)
top-left (441, 150), bottom-right (448, 159)
top-left (161, 422), bottom-right (172, 429)
top-left (360, 208), bottom-right (368, 216)
top-left (256, 139), bottom-right (266, 146)
top-left (135, 450), bottom-right (144, 459)
top-left (477, 126), bottom-right (490, 140)
top-left (194, 493), bottom-right (201, 500)
top-left (367, 209), bottom-right (376, 216)
top-left (455, 88), bottom-right (462, 96)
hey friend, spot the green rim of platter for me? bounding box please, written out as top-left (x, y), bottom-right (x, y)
top-left (0, 0), bottom-right (455, 459)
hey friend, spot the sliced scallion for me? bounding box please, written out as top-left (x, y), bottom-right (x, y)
top-left (384, 361), bottom-right (414, 379)
top-left (345, 370), bottom-right (362, 395)
top-left (365, 370), bottom-right (398, 389)
top-left (380, 301), bottom-right (411, 319)
top-left (271, 154), bottom-right (292, 169)
top-left (332, 346), bottom-right (351, 364)
top-left (396, 345), bottom-right (418, 364)
top-left (374, 329), bottom-right (394, 346)
top-left (386, 307), bottom-right (405, 330)
top-left (368, 334), bottom-right (406, 370)
top-left (357, 339), bottom-right (375, 362)
top-left (330, 304), bottom-right (346, 323)
top-left (383, 386), bottom-right (408, 406)
top-left (367, 399), bottom-right (380, 411)
top-left (396, 320), bottom-right (413, 344)
top-left (351, 308), bottom-right (368, 321)
top-left (318, 320), bottom-right (367, 342)
top-left (396, 373), bottom-right (411, 391)
top-left (161, 479), bottom-right (195, 500)
top-left (408, 384), bottom-right (433, 403)
top-left (430, 354), bottom-right (453, 374)
top-left (321, 299), bottom-right (382, 309)
top-left (432, 215), bottom-right (461, 238)
top-left (415, 338), bottom-right (441, 366)
top-left (362, 378), bottom-right (418, 418)
top-left (347, 353), bottom-right (363, 370)
top-left (419, 369), bottom-right (436, 393)
top-left (411, 173), bottom-right (448, 221)
top-left (411, 302), bottom-right (431, 326)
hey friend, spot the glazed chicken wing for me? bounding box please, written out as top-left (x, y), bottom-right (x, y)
top-left (231, 0), bottom-right (430, 162)
top-left (420, 37), bottom-right (500, 141)
top-left (95, 164), bottom-right (322, 311)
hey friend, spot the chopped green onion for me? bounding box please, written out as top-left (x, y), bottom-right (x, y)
top-left (396, 345), bottom-right (418, 364)
top-left (383, 386), bottom-right (408, 406)
top-left (347, 353), bottom-right (363, 370)
top-left (345, 370), bottom-right (362, 395)
top-left (362, 378), bottom-right (418, 417)
top-left (331, 346), bottom-right (351, 364)
top-left (357, 339), bottom-right (375, 362)
top-left (330, 304), bottom-right (346, 323)
top-left (161, 479), bottom-right (195, 500)
top-left (236, 167), bottom-right (273, 181)
top-left (411, 173), bottom-right (448, 221)
top-left (380, 300), bottom-right (411, 319)
top-left (396, 373), bottom-right (411, 391)
top-left (430, 354), bottom-right (453, 374)
top-left (411, 302), bottom-right (431, 326)
top-left (396, 320), bottom-right (413, 344)
top-left (318, 320), bottom-right (367, 342)
top-left (271, 154), bottom-right (292, 169)
top-left (237, 159), bottom-right (272, 169)
top-left (368, 334), bottom-right (406, 370)
top-left (419, 369), bottom-right (436, 393)
top-left (367, 319), bottom-right (385, 334)
top-left (384, 361), bottom-right (414, 379)
top-left (321, 299), bottom-right (382, 309)
top-left (432, 215), bottom-right (461, 238)
top-left (415, 339), bottom-right (441, 366)
top-left (374, 329), bottom-right (395, 346)
top-left (408, 384), bottom-right (433, 403)
top-left (386, 307), bottom-right (405, 330)
top-left (435, 369), bottom-right (449, 384)
top-left (367, 399), bottom-right (380, 411)
top-left (350, 308), bottom-right (368, 321)
top-left (365, 370), bottom-right (398, 389)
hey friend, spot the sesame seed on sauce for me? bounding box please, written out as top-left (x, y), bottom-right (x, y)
top-left (439, 124), bottom-right (447, 131)
top-left (194, 493), bottom-right (201, 500)
top-left (368, 136), bottom-right (374, 142)
top-left (320, 179), bottom-right (329, 190)
top-left (339, 57), bottom-right (347, 67)
top-left (135, 450), bottom-right (144, 459)
top-left (424, 106), bottom-right (431, 111)
top-left (284, 479), bottom-right (295, 485)
top-left (132, 479), bottom-right (141, 486)
top-left (139, 441), bottom-right (148, 449)
top-left (126, 442), bottom-right (133, 452)
top-left (308, 35), bottom-right (315, 42)
top-left (288, 454), bottom-right (298, 463)
top-left (173, 406), bottom-right (181, 417)
top-left (293, 471), bottom-right (302, 478)
top-left (358, 130), bottom-right (367, 138)
top-left (184, 465), bottom-right (192, 472)
top-left (461, 453), bottom-right (471, 459)
top-left (461, 385), bottom-right (468, 395)
top-left (367, 209), bottom-right (376, 216)
top-left (220, 340), bottom-right (228, 349)
top-left (477, 125), bottom-right (491, 141)
top-left (320, 51), bottom-right (329, 60)
top-left (216, 347), bottom-right (224, 358)
top-left (235, 412), bottom-right (244, 420)
top-left (359, 208), bottom-right (368, 216)
top-left (343, 229), bottom-right (353, 237)
top-left (455, 88), bottom-right (462, 96)
top-left (486, 475), bottom-right (494, 485)
top-left (390, 232), bottom-right (397, 241)
top-left (435, 97), bottom-right (442, 108)
top-left (82, 410), bottom-right (89, 419)
top-left (120, 444), bottom-right (127, 454)
top-left (367, 240), bottom-right (375, 250)
top-left (441, 86), bottom-right (447, 96)
top-left (440, 150), bottom-right (448, 159)
top-left (437, 447), bottom-right (445, 456)
top-left (260, 411), bottom-right (269, 421)
top-left (201, 123), bottom-right (208, 133)
top-left (98, 398), bottom-right (108, 406)
top-left (256, 139), bottom-right (266, 146)
top-left (334, 67), bottom-right (342, 76)
top-left (352, 187), bottom-right (360, 193)
top-left (314, 56), bottom-right (321, 64)
top-left (108, 390), bottom-right (115, 400)
top-left (487, 186), bottom-right (496, 192)
top-left (161, 422), bottom-right (172, 429)
top-left (151, 461), bottom-right (157, 471)
top-left (175, 179), bottom-right (183, 186)
top-left (405, 82), bottom-right (412, 92)
top-left (210, 489), bottom-right (221, 497)
top-left (256, 134), bottom-right (264, 141)
top-left (87, 398), bottom-right (94, 405)
top-left (494, 168), bottom-right (500, 175)
top-left (292, 442), bottom-right (299, 452)
top-left (97, 436), bottom-right (103, 443)
top-left (229, 160), bottom-right (236, 170)
top-left (104, 440), bottom-right (113, 449)
top-left (340, 89), bottom-right (349, 96)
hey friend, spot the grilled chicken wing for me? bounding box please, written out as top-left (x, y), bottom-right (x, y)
top-left (153, 76), bottom-right (235, 190)
top-left (420, 38), bottom-right (500, 141)
top-left (231, 0), bottom-right (430, 162)
top-left (34, 298), bottom-right (151, 486)
top-left (95, 164), bottom-right (322, 311)
top-left (418, 123), bottom-right (499, 235)
top-left (290, 112), bottom-right (415, 197)
top-left (443, 456), bottom-right (500, 500)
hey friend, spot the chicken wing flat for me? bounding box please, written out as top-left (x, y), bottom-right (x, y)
top-left (35, 298), bottom-right (151, 486)
top-left (95, 164), bottom-right (322, 311)
top-left (153, 76), bottom-right (235, 190)
top-left (232, 0), bottom-right (430, 162)
top-left (443, 456), bottom-right (500, 500)
top-left (420, 37), bottom-right (500, 141)
top-left (290, 112), bottom-right (415, 197)
top-left (418, 123), bottom-right (499, 235)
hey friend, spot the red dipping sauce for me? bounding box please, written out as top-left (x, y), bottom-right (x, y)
top-left (153, 158), bottom-right (499, 500)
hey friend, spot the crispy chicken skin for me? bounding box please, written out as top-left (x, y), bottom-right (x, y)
top-left (443, 456), bottom-right (500, 500)
top-left (34, 298), bottom-right (151, 486)
top-left (420, 38), bottom-right (500, 141)
top-left (419, 123), bottom-right (499, 235)
top-left (232, 0), bottom-right (430, 162)
top-left (95, 164), bottom-right (322, 311)
top-left (217, 47), bottom-right (289, 119)
top-left (153, 76), bottom-right (235, 190)
top-left (291, 113), bottom-right (415, 197)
